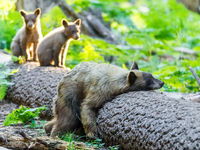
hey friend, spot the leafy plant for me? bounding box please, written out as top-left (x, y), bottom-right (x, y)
top-left (109, 145), bottom-right (119, 150)
top-left (40, 6), bottom-right (67, 36)
top-left (61, 133), bottom-right (106, 149)
top-left (0, 0), bottom-right (22, 49)
top-left (3, 106), bottom-right (46, 126)
top-left (28, 120), bottom-right (46, 129)
top-left (85, 138), bottom-right (105, 148)
top-left (0, 64), bottom-right (18, 100)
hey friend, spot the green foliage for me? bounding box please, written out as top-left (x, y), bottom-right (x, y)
top-left (40, 6), bottom-right (67, 35)
top-left (28, 120), bottom-right (46, 129)
top-left (0, 0), bottom-right (22, 49)
top-left (85, 138), bottom-right (105, 148)
top-left (3, 106), bottom-right (46, 126)
top-left (61, 133), bottom-right (107, 149)
top-left (128, 0), bottom-right (200, 92)
top-left (0, 64), bottom-right (17, 100)
top-left (109, 145), bottom-right (119, 150)
top-left (70, 0), bottom-right (134, 27)
top-left (0, 84), bottom-right (8, 101)
top-left (1, 0), bottom-right (200, 93)
top-left (66, 0), bottom-right (200, 92)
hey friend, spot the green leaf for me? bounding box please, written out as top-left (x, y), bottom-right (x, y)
top-left (3, 106), bottom-right (46, 126)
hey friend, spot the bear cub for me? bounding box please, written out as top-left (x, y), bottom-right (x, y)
top-left (44, 62), bottom-right (164, 138)
top-left (11, 8), bottom-right (42, 61)
top-left (37, 19), bottom-right (81, 67)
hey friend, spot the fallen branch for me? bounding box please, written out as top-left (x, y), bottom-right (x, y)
top-left (189, 66), bottom-right (200, 86)
top-left (0, 129), bottom-right (93, 150)
top-left (58, 0), bottom-right (116, 42)
top-left (174, 47), bottom-right (197, 56)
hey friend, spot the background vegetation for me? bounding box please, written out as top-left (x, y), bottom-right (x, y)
top-left (0, 0), bottom-right (200, 93)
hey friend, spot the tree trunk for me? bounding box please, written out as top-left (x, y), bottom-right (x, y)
top-left (58, 0), bottom-right (116, 42)
top-left (177, 0), bottom-right (200, 13)
top-left (15, 0), bottom-right (57, 14)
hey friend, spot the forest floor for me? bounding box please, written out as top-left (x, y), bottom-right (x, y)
top-left (0, 100), bottom-right (44, 149)
top-left (0, 100), bottom-right (97, 149)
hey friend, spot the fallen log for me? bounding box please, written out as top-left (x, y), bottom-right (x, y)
top-left (6, 62), bottom-right (200, 150)
top-left (97, 91), bottom-right (200, 149)
top-left (6, 62), bottom-right (68, 119)
top-left (0, 126), bottom-right (93, 150)
top-left (174, 47), bottom-right (197, 56)
top-left (189, 66), bottom-right (200, 86)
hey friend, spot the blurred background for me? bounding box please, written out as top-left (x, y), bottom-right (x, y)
top-left (0, 0), bottom-right (200, 93)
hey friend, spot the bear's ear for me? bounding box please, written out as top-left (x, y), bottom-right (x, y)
top-left (62, 19), bottom-right (68, 28)
top-left (130, 61), bottom-right (139, 70)
top-left (74, 19), bottom-right (81, 27)
top-left (34, 8), bottom-right (41, 16)
top-left (20, 10), bottom-right (26, 18)
top-left (128, 71), bottom-right (137, 85)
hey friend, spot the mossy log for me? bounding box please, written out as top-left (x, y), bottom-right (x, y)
top-left (6, 62), bottom-right (200, 150)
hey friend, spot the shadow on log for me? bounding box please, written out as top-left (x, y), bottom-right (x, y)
top-left (6, 62), bottom-right (200, 149)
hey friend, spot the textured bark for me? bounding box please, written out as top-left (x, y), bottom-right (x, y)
top-left (6, 62), bottom-right (200, 150)
top-left (97, 91), bottom-right (200, 150)
top-left (6, 62), bottom-right (68, 119)
top-left (0, 129), bottom-right (93, 150)
top-left (177, 0), bottom-right (200, 13)
top-left (15, 0), bottom-right (58, 14)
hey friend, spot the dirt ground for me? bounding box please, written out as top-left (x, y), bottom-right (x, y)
top-left (0, 100), bottom-right (47, 149)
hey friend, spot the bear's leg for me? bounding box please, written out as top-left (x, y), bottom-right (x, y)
top-left (11, 41), bottom-right (22, 57)
top-left (81, 102), bottom-right (97, 138)
top-left (44, 117), bottom-right (57, 135)
top-left (50, 105), bottom-right (80, 137)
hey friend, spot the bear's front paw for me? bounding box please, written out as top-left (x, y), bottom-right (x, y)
top-left (86, 126), bottom-right (98, 139)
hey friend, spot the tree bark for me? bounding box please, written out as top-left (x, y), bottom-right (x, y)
top-left (97, 91), bottom-right (200, 149)
top-left (177, 0), bottom-right (200, 13)
top-left (0, 128), bottom-right (93, 150)
top-left (6, 62), bottom-right (200, 150)
top-left (6, 62), bottom-right (68, 120)
top-left (15, 0), bottom-right (58, 14)
top-left (58, 0), bottom-right (116, 42)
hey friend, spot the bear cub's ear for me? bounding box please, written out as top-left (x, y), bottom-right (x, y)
top-left (74, 19), bottom-right (81, 27)
top-left (20, 10), bottom-right (26, 17)
top-left (130, 61), bottom-right (139, 70)
top-left (128, 71), bottom-right (137, 85)
top-left (62, 19), bottom-right (69, 28)
top-left (34, 8), bottom-right (41, 16)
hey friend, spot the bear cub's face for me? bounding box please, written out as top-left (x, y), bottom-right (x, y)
top-left (128, 62), bottom-right (164, 91)
top-left (62, 19), bottom-right (81, 40)
top-left (20, 8), bottom-right (41, 30)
